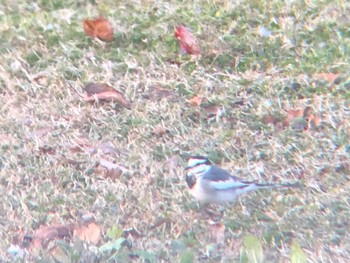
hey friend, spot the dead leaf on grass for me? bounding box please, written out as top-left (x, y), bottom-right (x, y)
top-left (83, 16), bottom-right (114, 42)
top-left (152, 126), bottom-right (169, 137)
top-left (74, 222), bottom-right (101, 245)
top-left (263, 106), bottom-right (320, 131)
top-left (314, 73), bottom-right (339, 83)
top-left (262, 115), bottom-right (281, 125)
top-left (96, 159), bottom-right (130, 180)
top-left (83, 82), bottom-right (131, 109)
top-left (174, 25), bottom-right (200, 55)
top-left (202, 104), bottom-right (224, 119)
top-left (29, 224), bottom-right (75, 249)
top-left (188, 95), bottom-right (224, 121)
top-left (188, 95), bottom-right (204, 107)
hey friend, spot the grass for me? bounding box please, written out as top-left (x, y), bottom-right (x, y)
top-left (1, 0), bottom-right (350, 262)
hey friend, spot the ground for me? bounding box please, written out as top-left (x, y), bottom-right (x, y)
top-left (0, 0), bottom-right (350, 262)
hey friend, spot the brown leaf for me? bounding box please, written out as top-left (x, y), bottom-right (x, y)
top-left (31, 224), bottom-right (75, 249)
top-left (202, 105), bottom-right (223, 118)
top-left (174, 25), bottom-right (200, 55)
top-left (262, 115), bottom-right (280, 125)
top-left (314, 73), bottom-right (339, 83)
top-left (152, 126), bottom-right (168, 136)
top-left (97, 159), bottom-right (130, 180)
top-left (263, 107), bottom-right (320, 131)
top-left (286, 107), bottom-right (320, 131)
top-left (310, 115), bottom-right (321, 128)
top-left (188, 95), bottom-right (203, 107)
top-left (83, 16), bottom-right (114, 42)
top-left (74, 222), bottom-right (101, 245)
top-left (95, 159), bottom-right (127, 180)
top-left (286, 109), bottom-right (303, 121)
top-left (83, 83), bottom-right (131, 109)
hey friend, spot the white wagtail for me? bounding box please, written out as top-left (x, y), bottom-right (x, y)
top-left (185, 156), bottom-right (299, 204)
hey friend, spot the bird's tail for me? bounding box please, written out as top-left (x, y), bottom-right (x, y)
top-left (254, 181), bottom-right (302, 189)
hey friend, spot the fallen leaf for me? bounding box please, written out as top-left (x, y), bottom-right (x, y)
top-left (83, 83), bottom-right (131, 109)
top-left (96, 159), bottom-right (129, 180)
top-left (174, 25), bottom-right (200, 55)
top-left (74, 222), bottom-right (101, 245)
top-left (188, 95), bottom-right (203, 107)
top-left (202, 104), bottom-right (223, 119)
top-left (314, 73), bottom-right (339, 83)
top-left (85, 82), bottom-right (115, 95)
top-left (83, 16), bottom-right (114, 42)
top-left (99, 159), bottom-right (129, 174)
top-left (286, 109), bottom-right (303, 121)
top-left (30, 224), bottom-right (75, 249)
top-left (152, 126), bottom-right (168, 136)
top-left (263, 106), bottom-right (320, 131)
top-left (262, 115), bottom-right (280, 125)
top-left (310, 115), bottom-right (321, 128)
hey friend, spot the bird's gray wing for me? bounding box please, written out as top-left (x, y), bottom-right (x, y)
top-left (201, 166), bottom-right (250, 191)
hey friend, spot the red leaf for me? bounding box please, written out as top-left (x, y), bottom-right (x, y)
top-left (83, 16), bottom-right (114, 42)
top-left (174, 25), bottom-right (200, 55)
top-left (74, 222), bottom-right (101, 245)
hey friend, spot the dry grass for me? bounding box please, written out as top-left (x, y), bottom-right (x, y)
top-left (1, 0), bottom-right (350, 262)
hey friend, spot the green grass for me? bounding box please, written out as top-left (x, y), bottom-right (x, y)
top-left (1, 0), bottom-right (350, 262)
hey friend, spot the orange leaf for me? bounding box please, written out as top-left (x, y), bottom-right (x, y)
top-left (83, 83), bottom-right (131, 109)
top-left (31, 224), bottom-right (75, 249)
top-left (188, 95), bottom-right (203, 107)
top-left (74, 222), bottom-right (101, 245)
top-left (314, 73), bottom-right (339, 83)
top-left (174, 25), bottom-right (200, 55)
top-left (310, 115), bottom-right (321, 127)
top-left (83, 16), bottom-right (113, 42)
top-left (286, 109), bottom-right (303, 121)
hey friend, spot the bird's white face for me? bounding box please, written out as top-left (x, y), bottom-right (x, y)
top-left (185, 156), bottom-right (211, 177)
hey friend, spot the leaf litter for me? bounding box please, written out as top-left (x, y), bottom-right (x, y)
top-left (83, 16), bottom-right (114, 42)
top-left (83, 82), bottom-right (131, 109)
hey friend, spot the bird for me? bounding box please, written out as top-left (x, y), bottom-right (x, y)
top-left (185, 156), bottom-right (299, 204)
